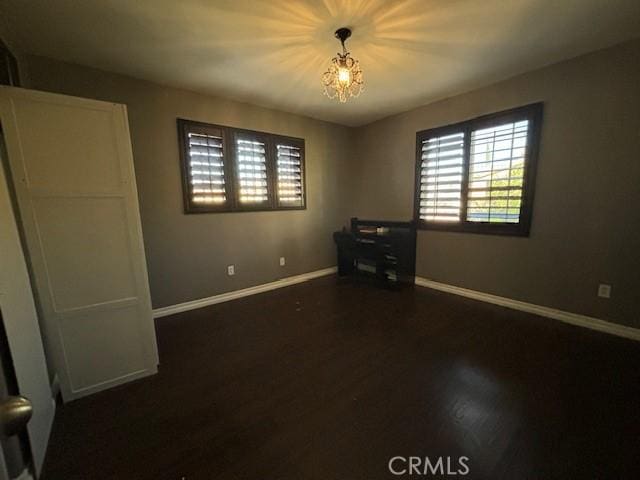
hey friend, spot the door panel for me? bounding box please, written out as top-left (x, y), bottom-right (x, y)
top-left (11, 97), bottom-right (122, 193)
top-left (0, 86), bottom-right (159, 403)
top-left (31, 196), bottom-right (137, 311)
top-left (60, 305), bottom-right (148, 391)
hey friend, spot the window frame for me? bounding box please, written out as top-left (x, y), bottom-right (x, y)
top-left (178, 119), bottom-right (306, 214)
top-left (413, 102), bottom-right (543, 236)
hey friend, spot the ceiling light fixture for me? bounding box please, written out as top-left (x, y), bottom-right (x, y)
top-left (322, 28), bottom-right (363, 103)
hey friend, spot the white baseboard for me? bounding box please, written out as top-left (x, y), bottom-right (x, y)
top-left (415, 277), bottom-right (640, 342)
top-left (153, 267), bottom-right (337, 319)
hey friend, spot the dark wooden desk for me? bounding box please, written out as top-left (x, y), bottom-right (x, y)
top-left (333, 218), bottom-right (416, 286)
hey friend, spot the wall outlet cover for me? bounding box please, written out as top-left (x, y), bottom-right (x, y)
top-left (597, 284), bottom-right (611, 298)
top-left (227, 265), bottom-right (235, 276)
top-left (279, 257), bottom-right (286, 266)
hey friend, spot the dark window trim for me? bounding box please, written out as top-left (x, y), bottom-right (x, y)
top-left (413, 102), bottom-right (543, 237)
top-left (177, 119), bottom-right (306, 214)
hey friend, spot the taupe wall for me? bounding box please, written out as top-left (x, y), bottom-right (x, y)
top-left (349, 39), bottom-right (640, 328)
top-left (21, 40), bottom-right (640, 331)
top-left (23, 56), bottom-right (353, 309)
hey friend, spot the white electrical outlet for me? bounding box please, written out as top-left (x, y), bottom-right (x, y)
top-left (279, 257), bottom-right (286, 266)
top-left (227, 265), bottom-right (235, 276)
top-left (597, 284), bottom-right (611, 299)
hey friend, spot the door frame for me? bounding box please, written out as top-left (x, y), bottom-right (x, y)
top-left (0, 126), bottom-right (54, 478)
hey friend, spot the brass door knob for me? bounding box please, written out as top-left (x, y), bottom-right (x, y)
top-left (0, 396), bottom-right (33, 436)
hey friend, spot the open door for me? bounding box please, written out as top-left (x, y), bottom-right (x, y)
top-left (0, 133), bottom-right (54, 477)
top-left (0, 86), bottom-right (158, 403)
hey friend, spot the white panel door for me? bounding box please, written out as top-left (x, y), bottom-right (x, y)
top-left (0, 86), bottom-right (159, 402)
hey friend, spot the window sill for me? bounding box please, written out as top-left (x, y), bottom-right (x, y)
top-left (417, 220), bottom-right (530, 237)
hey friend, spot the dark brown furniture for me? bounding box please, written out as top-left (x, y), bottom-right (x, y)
top-left (333, 217), bottom-right (416, 285)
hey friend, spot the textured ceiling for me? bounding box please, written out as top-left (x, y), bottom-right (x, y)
top-left (2, 0), bottom-right (639, 126)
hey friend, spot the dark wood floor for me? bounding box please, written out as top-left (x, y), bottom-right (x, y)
top-left (42, 276), bottom-right (640, 479)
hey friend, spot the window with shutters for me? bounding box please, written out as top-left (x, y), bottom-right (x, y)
top-left (178, 119), bottom-right (305, 213)
top-left (178, 120), bottom-right (229, 213)
top-left (418, 132), bottom-right (465, 222)
top-left (414, 103), bottom-right (542, 236)
top-left (235, 134), bottom-right (270, 208)
top-left (276, 141), bottom-right (305, 208)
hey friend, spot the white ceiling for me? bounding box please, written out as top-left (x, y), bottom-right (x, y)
top-left (2, 0), bottom-right (639, 126)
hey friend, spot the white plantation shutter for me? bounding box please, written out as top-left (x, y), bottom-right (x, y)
top-left (418, 132), bottom-right (465, 222)
top-left (187, 130), bottom-right (227, 206)
top-left (236, 137), bottom-right (269, 204)
top-left (276, 143), bottom-right (304, 207)
top-left (467, 120), bottom-right (529, 223)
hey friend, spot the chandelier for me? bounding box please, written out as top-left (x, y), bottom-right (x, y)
top-left (322, 28), bottom-right (363, 103)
